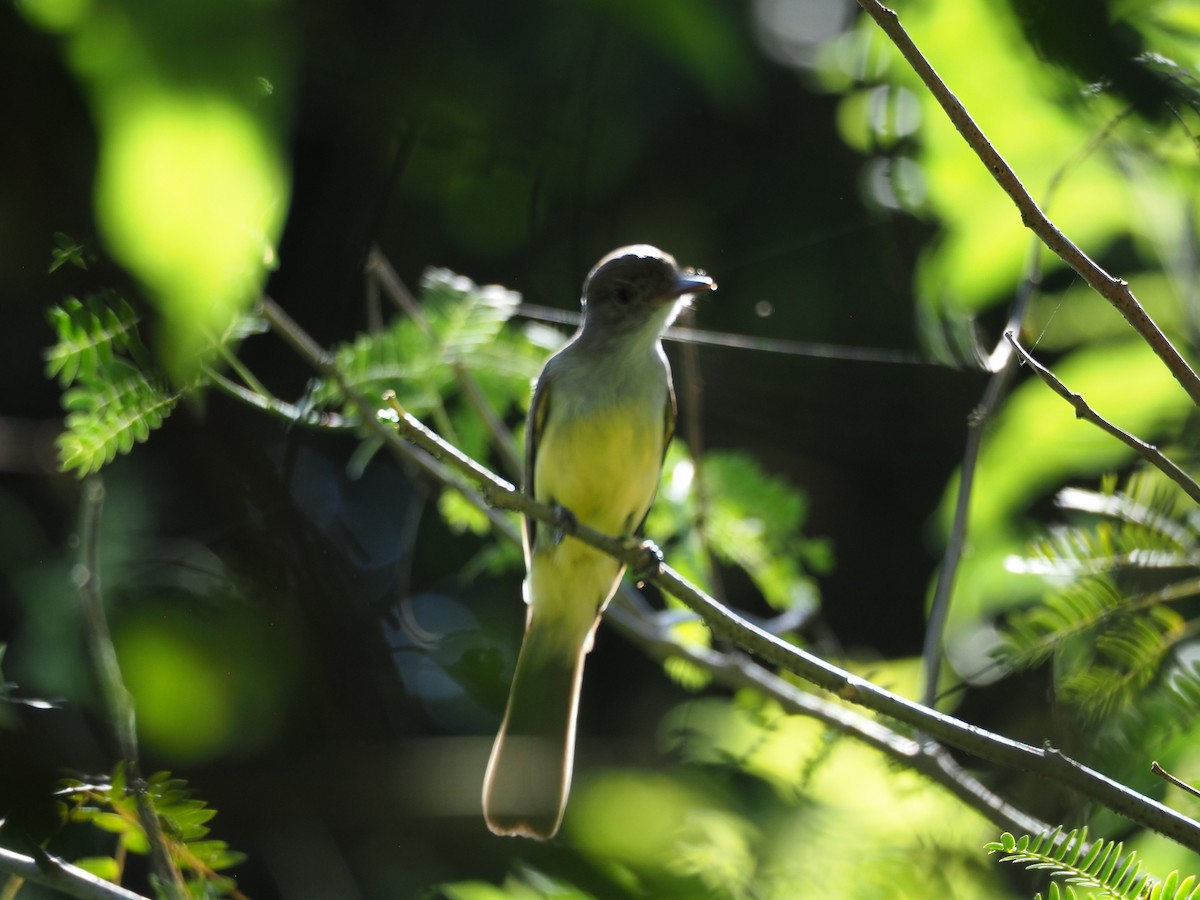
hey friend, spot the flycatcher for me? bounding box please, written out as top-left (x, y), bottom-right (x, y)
top-left (482, 244), bottom-right (716, 839)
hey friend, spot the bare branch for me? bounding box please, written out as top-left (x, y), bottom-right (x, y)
top-left (1006, 332), bottom-right (1200, 505)
top-left (854, 0), bottom-right (1200, 409)
top-left (1152, 761), bottom-right (1200, 801)
top-left (605, 592), bottom-right (1051, 837)
top-left (0, 846), bottom-right (149, 900)
top-left (75, 479), bottom-right (187, 899)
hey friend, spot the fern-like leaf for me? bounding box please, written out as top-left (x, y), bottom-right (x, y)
top-left (44, 293), bottom-right (145, 388)
top-left (1000, 469), bottom-right (1200, 722)
top-left (986, 828), bottom-right (1200, 899)
top-left (420, 267), bottom-right (522, 361)
top-left (58, 763), bottom-right (246, 897)
top-left (56, 361), bottom-right (178, 476)
top-left (310, 267), bottom-right (524, 411)
top-left (45, 292), bottom-right (192, 475)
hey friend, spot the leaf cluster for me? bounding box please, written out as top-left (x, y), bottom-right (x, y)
top-left (988, 827), bottom-right (1199, 899)
top-left (45, 294), bottom-right (179, 476)
top-left (308, 267), bottom-right (547, 551)
top-left (999, 469), bottom-right (1200, 724)
top-left (649, 448), bottom-right (831, 615)
top-left (57, 763), bottom-right (246, 897)
top-left (308, 268), bottom-right (543, 462)
top-left (643, 447), bottom-right (831, 691)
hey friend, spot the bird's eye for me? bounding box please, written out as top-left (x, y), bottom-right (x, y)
top-left (613, 284), bottom-right (633, 304)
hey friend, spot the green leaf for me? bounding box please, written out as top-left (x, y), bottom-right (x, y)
top-left (999, 467), bottom-right (1200, 732)
top-left (62, 767), bottom-right (247, 895)
top-left (186, 840), bottom-right (247, 870)
top-left (700, 451), bottom-right (828, 612)
top-left (309, 266), bottom-right (529, 415)
top-left (89, 811), bottom-right (133, 834)
top-left (72, 856), bottom-right (121, 882)
top-left (56, 362), bottom-right (179, 476)
top-left (438, 490), bottom-right (494, 536)
top-left (987, 827), bottom-right (1196, 900)
top-left (49, 232), bottom-right (91, 273)
top-left (44, 294), bottom-right (144, 387)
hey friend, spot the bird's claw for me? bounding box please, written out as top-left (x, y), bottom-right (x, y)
top-left (627, 539), bottom-right (664, 587)
top-left (549, 502), bottom-right (576, 545)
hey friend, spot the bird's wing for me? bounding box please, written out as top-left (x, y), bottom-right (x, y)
top-left (662, 372), bottom-right (676, 466)
top-left (522, 371), bottom-right (553, 558)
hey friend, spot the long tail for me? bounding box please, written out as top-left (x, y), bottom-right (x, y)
top-left (482, 612), bottom-right (596, 839)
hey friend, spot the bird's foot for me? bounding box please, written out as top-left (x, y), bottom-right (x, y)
top-left (548, 502), bottom-right (576, 546)
top-left (626, 538), bottom-right (664, 588)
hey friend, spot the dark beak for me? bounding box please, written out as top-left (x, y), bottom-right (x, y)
top-left (669, 270), bottom-right (716, 297)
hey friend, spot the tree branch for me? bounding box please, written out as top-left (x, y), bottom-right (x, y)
top-left (0, 846), bottom-right (148, 900)
top-left (386, 398), bottom-right (1200, 849)
top-left (205, 364), bottom-right (354, 430)
top-left (605, 591), bottom-right (1051, 837)
top-left (259, 296), bottom-right (1200, 852)
top-left (74, 479), bottom-right (187, 899)
top-left (1006, 332), bottom-right (1200, 505)
top-left (853, 0), bottom-right (1200, 410)
top-left (261, 294), bottom-right (1045, 831)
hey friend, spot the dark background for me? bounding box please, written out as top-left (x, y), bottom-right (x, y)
top-left (0, 1), bottom-right (996, 895)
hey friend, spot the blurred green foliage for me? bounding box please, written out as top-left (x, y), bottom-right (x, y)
top-left (565, 665), bottom-right (1005, 899)
top-left (819, 0), bottom-right (1200, 727)
top-left (59, 763), bottom-right (247, 896)
top-left (12, 0), bottom-right (1200, 896)
top-left (17, 0), bottom-right (295, 381)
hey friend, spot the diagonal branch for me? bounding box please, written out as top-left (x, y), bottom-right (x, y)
top-left (259, 295), bottom-right (1200, 853)
top-left (854, 0), bottom-right (1200, 410)
top-left (606, 591), bottom-right (1050, 838)
top-left (0, 846), bottom-right (149, 900)
top-left (386, 393), bottom-right (1200, 849)
top-left (1005, 332), bottom-right (1200, 505)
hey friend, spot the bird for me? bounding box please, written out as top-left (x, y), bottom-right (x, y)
top-left (482, 244), bottom-right (716, 839)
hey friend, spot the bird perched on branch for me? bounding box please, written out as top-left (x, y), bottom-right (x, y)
top-left (482, 244), bottom-right (716, 839)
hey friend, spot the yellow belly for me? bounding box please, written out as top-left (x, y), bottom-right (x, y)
top-left (525, 400), bottom-right (664, 631)
top-left (533, 403), bottom-right (663, 538)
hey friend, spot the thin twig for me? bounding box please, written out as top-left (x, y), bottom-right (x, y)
top-left (212, 339), bottom-right (272, 401)
top-left (75, 479), bottom-right (187, 899)
top-left (204, 366), bottom-right (354, 429)
top-left (921, 281), bottom-right (1030, 709)
top-left (0, 846), bottom-right (148, 900)
top-left (1152, 761), bottom-right (1200, 801)
top-left (1006, 332), bottom-right (1200, 505)
top-left (260, 297), bottom-right (1200, 853)
top-left (854, 0), bottom-right (1200, 410)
